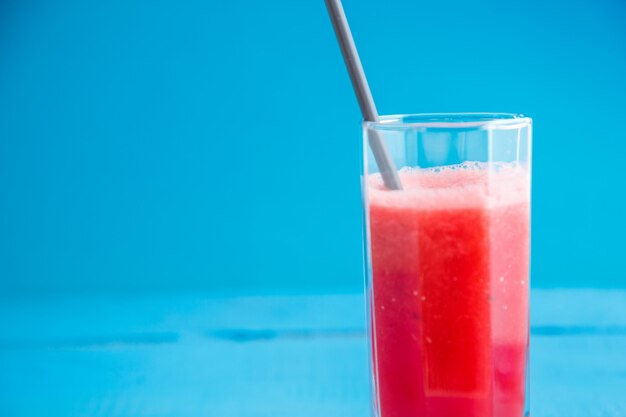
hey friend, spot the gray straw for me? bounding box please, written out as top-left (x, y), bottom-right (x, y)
top-left (325, 0), bottom-right (402, 190)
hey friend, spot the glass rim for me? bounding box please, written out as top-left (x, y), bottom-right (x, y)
top-left (364, 113), bottom-right (532, 130)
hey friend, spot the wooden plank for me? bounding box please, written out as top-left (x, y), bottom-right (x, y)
top-left (0, 337), bottom-right (370, 417)
top-left (2, 290), bottom-right (626, 347)
top-left (1, 332), bottom-right (625, 417)
top-left (531, 335), bottom-right (626, 417)
top-left (1, 290), bottom-right (625, 416)
top-left (0, 294), bottom-right (365, 347)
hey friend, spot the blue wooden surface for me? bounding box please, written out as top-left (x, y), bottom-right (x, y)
top-left (1, 290), bottom-right (625, 417)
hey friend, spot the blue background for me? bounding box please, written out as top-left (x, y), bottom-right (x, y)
top-left (0, 0), bottom-right (625, 295)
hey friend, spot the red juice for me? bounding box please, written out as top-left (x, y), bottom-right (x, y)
top-left (367, 163), bottom-right (530, 417)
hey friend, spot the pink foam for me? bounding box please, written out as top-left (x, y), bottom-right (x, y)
top-left (367, 162), bottom-right (530, 210)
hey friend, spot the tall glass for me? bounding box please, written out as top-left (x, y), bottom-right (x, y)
top-left (362, 113), bottom-right (532, 417)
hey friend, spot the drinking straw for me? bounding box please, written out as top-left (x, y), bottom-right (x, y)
top-left (324, 0), bottom-right (403, 190)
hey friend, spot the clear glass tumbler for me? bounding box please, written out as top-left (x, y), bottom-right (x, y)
top-left (362, 113), bottom-right (532, 417)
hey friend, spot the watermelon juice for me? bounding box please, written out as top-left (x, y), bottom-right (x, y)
top-left (366, 162), bottom-right (530, 417)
